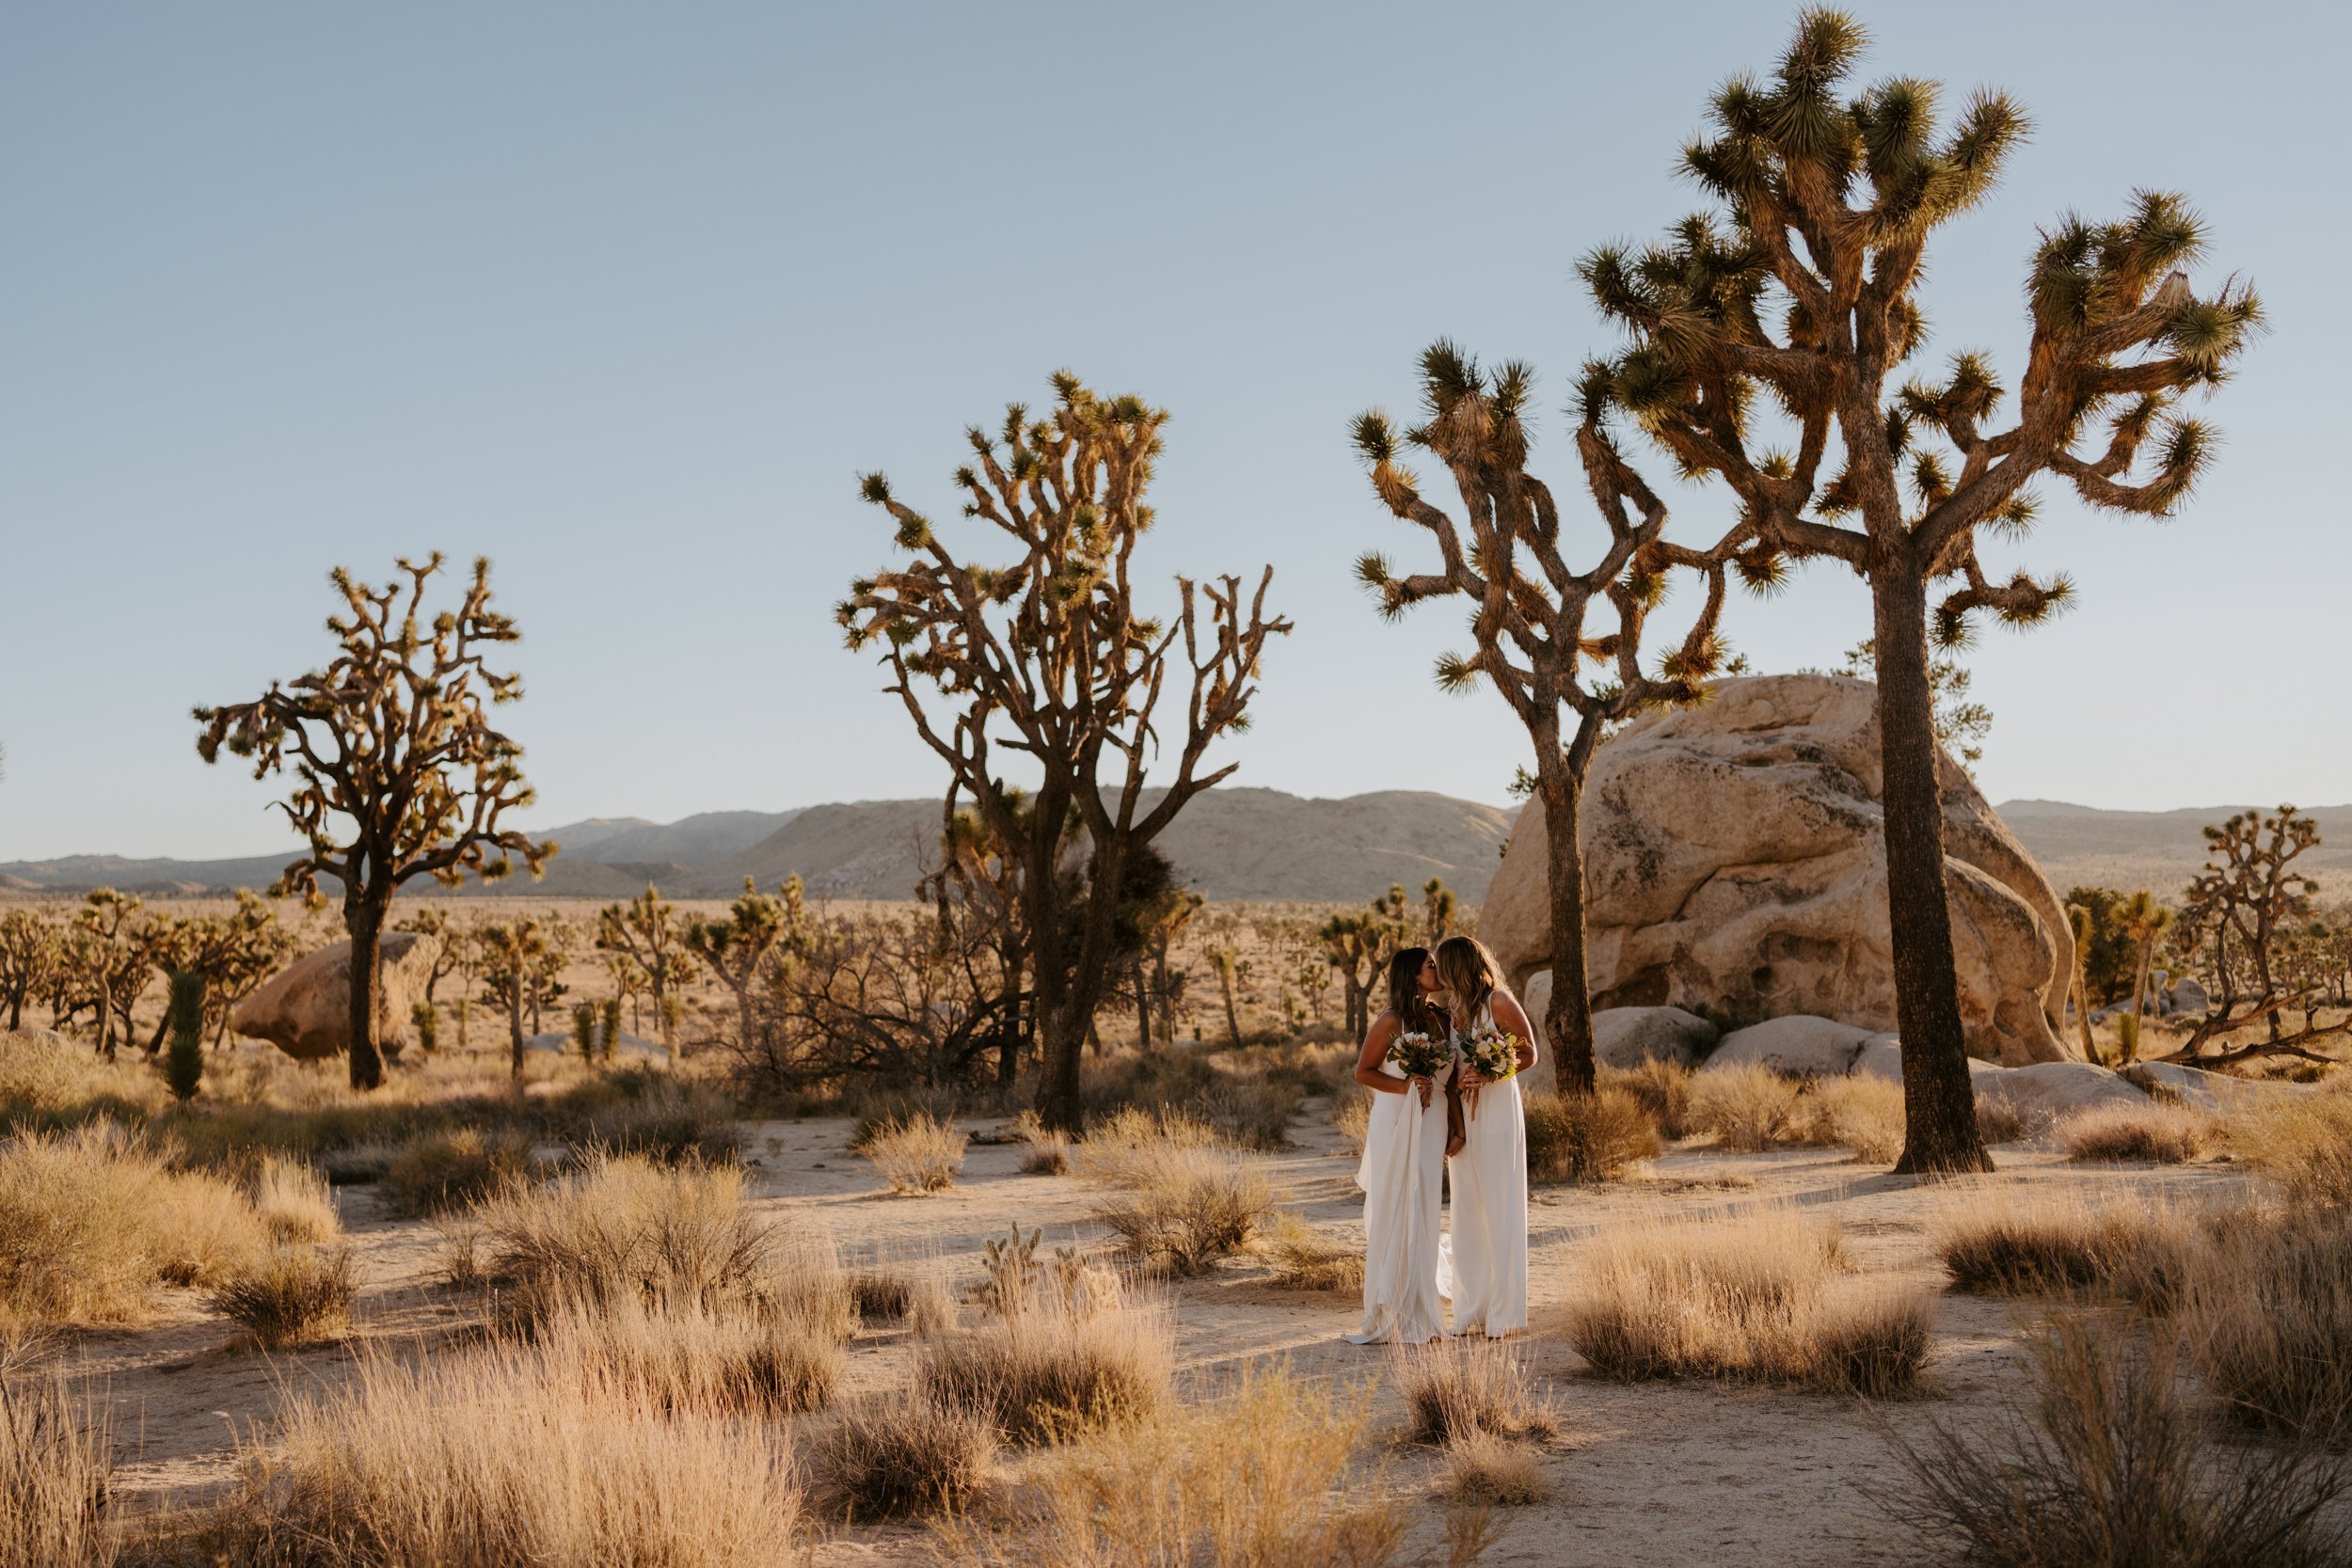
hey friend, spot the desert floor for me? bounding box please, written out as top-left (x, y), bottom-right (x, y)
top-left (66, 1088), bottom-right (2279, 1568)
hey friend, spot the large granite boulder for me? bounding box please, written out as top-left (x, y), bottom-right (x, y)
top-left (1704, 1015), bottom-right (1874, 1077)
top-left (1970, 1061), bottom-right (2148, 1124)
top-left (1596, 1006), bottom-right (1721, 1069)
top-left (1483, 674), bottom-right (2075, 1065)
top-left (232, 933), bottom-right (438, 1062)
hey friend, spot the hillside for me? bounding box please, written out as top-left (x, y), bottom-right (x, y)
top-left (1998, 799), bottom-right (2352, 898)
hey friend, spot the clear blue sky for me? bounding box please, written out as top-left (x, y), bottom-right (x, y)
top-left (3, 1), bottom-right (2344, 861)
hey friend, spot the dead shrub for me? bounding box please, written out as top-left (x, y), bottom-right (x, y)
top-left (1604, 1058), bottom-right (1695, 1141)
top-left (1068, 1106), bottom-right (1219, 1188)
top-left (1561, 1208), bottom-right (1929, 1396)
top-left (2060, 1101), bottom-right (2215, 1164)
top-left (1333, 1090), bottom-right (1373, 1156)
top-left (1975, 1096), bottom-right (2032, 1146)
top-left (916, 1292), bottom-right (1172, 1445)
top-left (212, 1339), bottom-right (801, 1568)
top-left (379, 1128), bottom-right (532, 1217)
top-left (1797, 1074), bottom-right (1907, 1164)
top-left (850, 1265), bottom-right (914, 1325)
top-left (248, 1154), bottom-right (341, 1243)
top-left (1883, 1316), bottom-right (2349, 1568)
top-left (0, 1371), bottom-right (115, 1568)
top-left (529, 1291), bottom-right (839, 1415)
top-left (1018, 1134), bottom-right (1069, 1176)
top-left (2229, 1082), bottom-right (2352, 1209)
top-left (209, 1246), bottom-right (355, 1349)
top-left (1931, 1186), bottom-right (2190, 1301)
top-left (1439, 1431), bottom-right (1549, 1507)
top-left (1092, 1148), bottom-right (1270, 1275)
top-left (1260, 1209), bottom-right (1364, 1293)
top-left (1523, 1086), bottom-right (1661, 1183)
top-left (2185, 1206), bottom-right (2352, 1447)
top-left (812, 1389), bottom-right (994, 1519)
top-left (1685, 1064), bottom-right (1804, 1151)
top-left (861, 1113), bottom-right (965, 1194)
top-left (1395, 1337), bottom-right (1557, 1445)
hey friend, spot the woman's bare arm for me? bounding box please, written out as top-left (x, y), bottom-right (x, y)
top-left (1353, 1011), bottom-right (1429, 1102)
top-left (1491, 990), bottom-right (1540, 1074)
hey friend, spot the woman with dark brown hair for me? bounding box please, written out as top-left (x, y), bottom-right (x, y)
top-left (1342, 944), bottom-right (1464, 1344)
top-left (1438, 933), bottom-right (1534, 1337)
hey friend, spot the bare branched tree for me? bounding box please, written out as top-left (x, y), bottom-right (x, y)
top-left (687, 878), bottom-right (803, 1057)
top-left (1355, 345), bottom-right (1733, 1095)
top-left (1551, 9), bottom-right (2258, 1167)
top-left (842, 372), bottom-right (1292, 1134)
top-left (595, 884), bottom-right (700, 1050)
top-left (195, 554), bottom-right (553, 1088)
top-left (2164, 807), bottom-right (2352, 1067)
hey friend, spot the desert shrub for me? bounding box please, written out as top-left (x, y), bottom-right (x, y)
top-left (1602, 1058), bottom-right (1696, 1141)
top-left (1797, 1074), bottom-right (1907, 1163)
top-left (917, 1292), bottom-right (1172, 1445)
top-left (850, 1264), bottom-right (914, 1324)
top-left (0, 1372), bottom-right (114, 1568)
top-left (379, 1129), bottom-right (532, 1217)
top-left (846, 1085), bottom-right (959, 1153)
top-left (249, 1154), bottom-right (340, 1243)
top-left (1193, 1073), bottom-right (1302, 1150)
top-left (528, 1291), bottom-right (840, 1415)
top-left (212, 1340), bottom-right (801, 1568)
top-left (1975, 1096), bottom-right (2032, 1146)
top-left (1092, 1148), bottom-right (1271, 1275)
top-left (2059, 1100), bottom-right (2215, 1164)
top-left (1077, 1049), bottom-right (1220, 1122)
top-left (1069, 1105), bottom-right (1220, 1186)
top-left (2229, 1082), bottom-right (2352, 1209)
top-left (1885, 1317), bottom-right (2349, 1568)
top-left (861, 1113), bottom-right (965, 1194)
top-left (1524, 1085), bottom-right (1661, 1183)
top-left (1260, 1209), bottom-right (1364, 1293)
top-left (1332, 1089), bottom-right (1373, 1155)
top-left (2185, 1207), bottom-right (2352, 1446)
top-left (812, 1389), bottom-right (995, 1519)
top-left (568, 1078), bottom-right (744, 1166)
top-left (0, 1124), bottom-right (262, 1323)
top-left (1440, 1431), bottom-right (1549, 1506)
top-left (0, 1030), bottom-right (158, 1134)
top-left (1394, 1337), bottom-right (1557, 1445)
top-left (932, 1363), bottom-right (1422, 1568)
top-left (1019, 1133), bottom-right (1070, 1175)
top-left (1684, 1064), bottom-right (1804, 1151)
top-left (1931, 1186), bottom-right (2190, 1301)
top-left (209, 1246), bottom-right (355, 1349)
top-left (1561, 1208), bottom-right (1930, 1396)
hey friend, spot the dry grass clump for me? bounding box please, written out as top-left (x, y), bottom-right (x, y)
top-left (1684, 1064), bottom-right (1804, 1151)
top-left (933, 1363), bottom-right (1441, 1568)
top-left (1523, 1086), bottom-right (1661, 1183)
top-left (1603, 1058), bottom-right (1696, 1140)
top-left (1931, 1185), bottom-right (2189, 1301)
top-left (565, 1077), bottom-right (744, 1166)
top-left (1885, 1317), bottom-right (2349, 1568)
top-left (1975, 1095), bottom-right (2033, 1145)
top-left (1068, 1106), bottom-right (1219, 1185)
top-left (2185, 1207), bottom-right (2352, 1447)
top-left (1092, 1148), bottom-right (1270, 1275)
top-left (528, 1291), bottom-right (840, 1415)
top-left (812, 1389), bottom-right (995, 1520)
top-left (378, 1128), bottom-right (532, 1217)
top-left (1395, 1337), bottom-right (1558, 1446)
top-left (1018, 1132), bottom-right (1070, 1175)
top-left (1259, 1209), bottom-right (1364, 1292)
top-left (213, 1340), bottom-right (801, 1568)
top-left (2229, 1082), bottom-right (2352, 1209)
top-left (0, 1372), bottom-right (115, 1568)
top-left (1440, 1431), bottom-right (1549, 1507)
top-left (249, 1154), bottom-right (340, 1243)
top-left (1798, 1074), bottom-right (1907, 1163)
top-left (2059, 1100), bottom-right (2215, 1164)
top-left (0, 1029), bottom-right (156, 1133)
top-left (861, 1113), bottom-right (965, 1194)
top-left (1561, 1208), bottom-right (1931, 1397)
top-left (0, 1124), bottom-right (262, 1324)
top-left (1332, 1089), bottom-right (1373, 1155)
top-left (209, 1245), bottom-right (355, 1349)
top-left (850, 1264), bottom-right (914, 1324)
top-left (1673, 1068), bottom-right (1905, 1162)
top-left (916, 1288), bottom-right (1172, 1445)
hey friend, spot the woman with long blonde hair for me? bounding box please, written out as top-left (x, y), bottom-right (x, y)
top-left (1437, 933), bottom-right (1534, 1337)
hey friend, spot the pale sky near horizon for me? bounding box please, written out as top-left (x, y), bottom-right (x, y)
top-left (3, 1), bottom-right (2346, 862)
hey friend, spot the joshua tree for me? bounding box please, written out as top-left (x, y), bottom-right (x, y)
top-left (842, 372), bottom-right (1293, 1134)
top-left (1320, 902), bottom-right (1403, 1040)
top-left (1834, 640), bottom-right (1992, 770)
top-left (1208, 945), bottom-right (1246, 1047)
top-left (2113, 889), bottom-right (2174, 1063)
top-left (2064, 903), bottom-right (2101, 1061)
top-left (195, 554), bottom-right (553, 1088)
top-left (1354, 346), bottom-right (1733, 1096)
top-left (2164, 806), bottom-right (2350, 1066)
top-left (154, 890), bottom-right (298, 1050)
top-left (688, 878), bottom-right (801, 1056)
top-left (1542, 10), bottom-right (2258, 1167)
top-left (0, 909), bottom-right (57, 1032)
top-left (477, 917), bottom-right (549, 1078)
top-left (595, 885), bottom-right (699, 1049)
top-left (69, 890), bottom-right (152, 1058)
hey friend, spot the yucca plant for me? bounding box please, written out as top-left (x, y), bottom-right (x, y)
top-left (163, 970), bottom-right (205, 1103)
top-left (1546, 9), bottom-right (2256, 1166)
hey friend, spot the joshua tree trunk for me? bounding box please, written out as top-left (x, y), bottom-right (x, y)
top-left (2069, 907), bottom-right (2100, 1063)
top-left (1874, 571), bottom-right (1992, 1175)
top-left (1537, 718), bottom-right (1605, 1098)
top-left (1217, 959), bottom-right (1242, 1049)
top-left (1134, 960), bottom-right (1152, 1048)
top-left (344, 883), bottom-right (391, 1091)
top-left (506, 971), bottom-right (526, 1079)
top-left (2127, 937), bottom-right (2158, 1064)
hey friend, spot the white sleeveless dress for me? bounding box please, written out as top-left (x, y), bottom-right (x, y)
top-left (1446, 996), bottom-right (1529, 1337)
top-left (1344, 1029), bottom-right (1454, 1345)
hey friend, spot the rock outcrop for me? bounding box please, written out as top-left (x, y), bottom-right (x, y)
top-left (1482, 674), bottom-right (2074, 1065)
top-left (232, 933), bottom-right (438, 1062)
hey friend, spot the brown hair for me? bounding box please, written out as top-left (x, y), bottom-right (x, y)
top-left (1386, 945), bottom-right (1438, 1038)
top-left (1437, 935), bottom-right (1502, 1023)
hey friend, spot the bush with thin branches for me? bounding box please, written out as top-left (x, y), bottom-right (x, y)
top-left (916, 1289), bottom-right (1172, 1445)
top-left (0, 1372), bottom-right (114, 1568)
top-left (209, 1246), bottom-right (355, 1349)
top-left (1394, 1337), bottom-right (1558, 1446)
top-left (812, 1389), bottom-right (995, 1520)
top-left (379, 1128), bottom-right (532, 1218)
top-left (2185, 1207), bottom-right (2352, 1447)
top-left (2060, 1100), bottom-right (2215, 1164)
top-left (861, 1113), bottom-right (965, 1194)
top-left (1092, 1148), bottom-right (1271, 1275)
top-left (1524, 1085), bottom-right (1661, 1182)
top-left (1931, 1186), bottom-right (2192, 1302)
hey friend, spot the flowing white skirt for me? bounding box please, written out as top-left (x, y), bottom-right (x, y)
top-left (1344, 1068), bottom-right (1450, 1345)
top-left (1446, 1075), bottom-right (1528, 1337)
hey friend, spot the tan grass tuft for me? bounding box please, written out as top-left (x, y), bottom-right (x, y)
top-left (528, 1290), bottom-right (840, 1415)
top-left (379, 1128), bottom-right (532, 1217)
top-left (1439, 1431), bottom-right (1549, 1507)
top-left (2059, 1100), bottom-right (2215, 1164)
top-left (812, 1389), bottom-right (995, 1519)
top-left (916, 1290), bottom-right (1172, 1445)
top-left (208, 1245), bottom-right (355, 1349)
top-left (861, 1113), bottom-right (965, 1194)
top-left (1017, 1132), bottom-right (1069, 1176)
top-left (2228, 1081), bottom-right (2352, 1209)
top-left (1259, 1209), bottom-right (1364, 1292)
top-left (0, 1371), bottom-right (114, 1568)
top-left (1091, 1147), bottom-right (1270, 1275)
top-left (1603, 1058), bottom-right (1696, 1141)
top-left (1930, 1185), bottom-right (2189, 1301)
top-left (2184, 1206), bottom-right (2352, 1447)
top-left (1395, 1337), bottom-right (1558, 1445)
top-left (248, 1153), bottom-right (340, 1243)
top-left (1524, 1085), bottom-right (1661, 1183)
top-left (1333, 1089), bottom-right (1373, 1156)
top-left (1798, 1074), bottom-right (1907, 1163)
top-left (1684, 1064), bottom-right (1804, 1151)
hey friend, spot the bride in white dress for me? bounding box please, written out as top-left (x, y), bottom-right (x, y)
top-left (1343, 945), bottom-right (1465, 1346)
top-left (1438, 934), bottom-right (1534, 1338)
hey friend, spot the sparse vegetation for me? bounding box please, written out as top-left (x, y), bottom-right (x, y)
top-left (2059, 1100), bottom-right (2214, 1164)
top-left (1440, 1432), bottom-right (1549, 1508)
top-left (2184, 1207), bottom-right (2352, 1446)
top-left (861, 1112), bottom-right (965, 1194)
top-left (1524, 1085), bottom-right (1661, 1182)
top-left (1091, 1147), bottom-right (1270, 1275)
top-left (1260, 1209), bottom-right (1364, 1292)
top-left (0, 1373), bottom-right (114, 1568)
top-left (1395, 1337), bottom-right (1558, 1446)
top-left (1931, 1186), bottom-right (2189, 1300)
top-left (812, 1389), bottom-right (996, 1520)
top-left (1603, 1059), bottom-right (1694, 1141)
top-left (248, 1153), bottom-right (340, 1243)
top-left (916, 1290), bottom-right (1172, 1444)
top-left (209, 1245), bottom-right (355, 1349)
top-left (2229, 1082), bottom-right (2352, 1208)
top-left (528, 1290), bottom-right (841, 1415)
top-left (379, 1128), bottom-right (532, 1217)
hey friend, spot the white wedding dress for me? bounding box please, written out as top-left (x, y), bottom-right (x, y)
top-left (1344, 1039), bottom-right (1454, 1345)
top-left (1445, 996), bottom-right (1529, 1337)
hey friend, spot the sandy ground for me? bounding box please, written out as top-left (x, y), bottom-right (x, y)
top-left (60, 1102), bottom-right (2276, 1567)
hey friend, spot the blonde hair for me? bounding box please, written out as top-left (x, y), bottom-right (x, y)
top-left (1436, 935), bottom-right (1503, 1022)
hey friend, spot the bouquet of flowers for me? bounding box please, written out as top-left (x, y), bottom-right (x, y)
top-left (1455, 1023), bottom-right (1522, 1085)
top-left (1385, 1029), bottom-right (1451, 1082)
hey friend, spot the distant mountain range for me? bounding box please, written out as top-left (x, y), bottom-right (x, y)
top-left (6, 794), bottom-right (2343, 905)
top-left (0, 789), bottom-right (1518, 904)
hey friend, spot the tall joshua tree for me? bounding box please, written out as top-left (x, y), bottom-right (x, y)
top-left (196, 554), bottom-right (554, 1089)
top-left (1558, 9), bottom-right (2258, 1168)
top-left (1355, 348), bottom-right (1733, 1096)
top-left (687, 877), bottom-right (801, 1057)
top-left (842, 372), bottom-right (1292, 1134)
